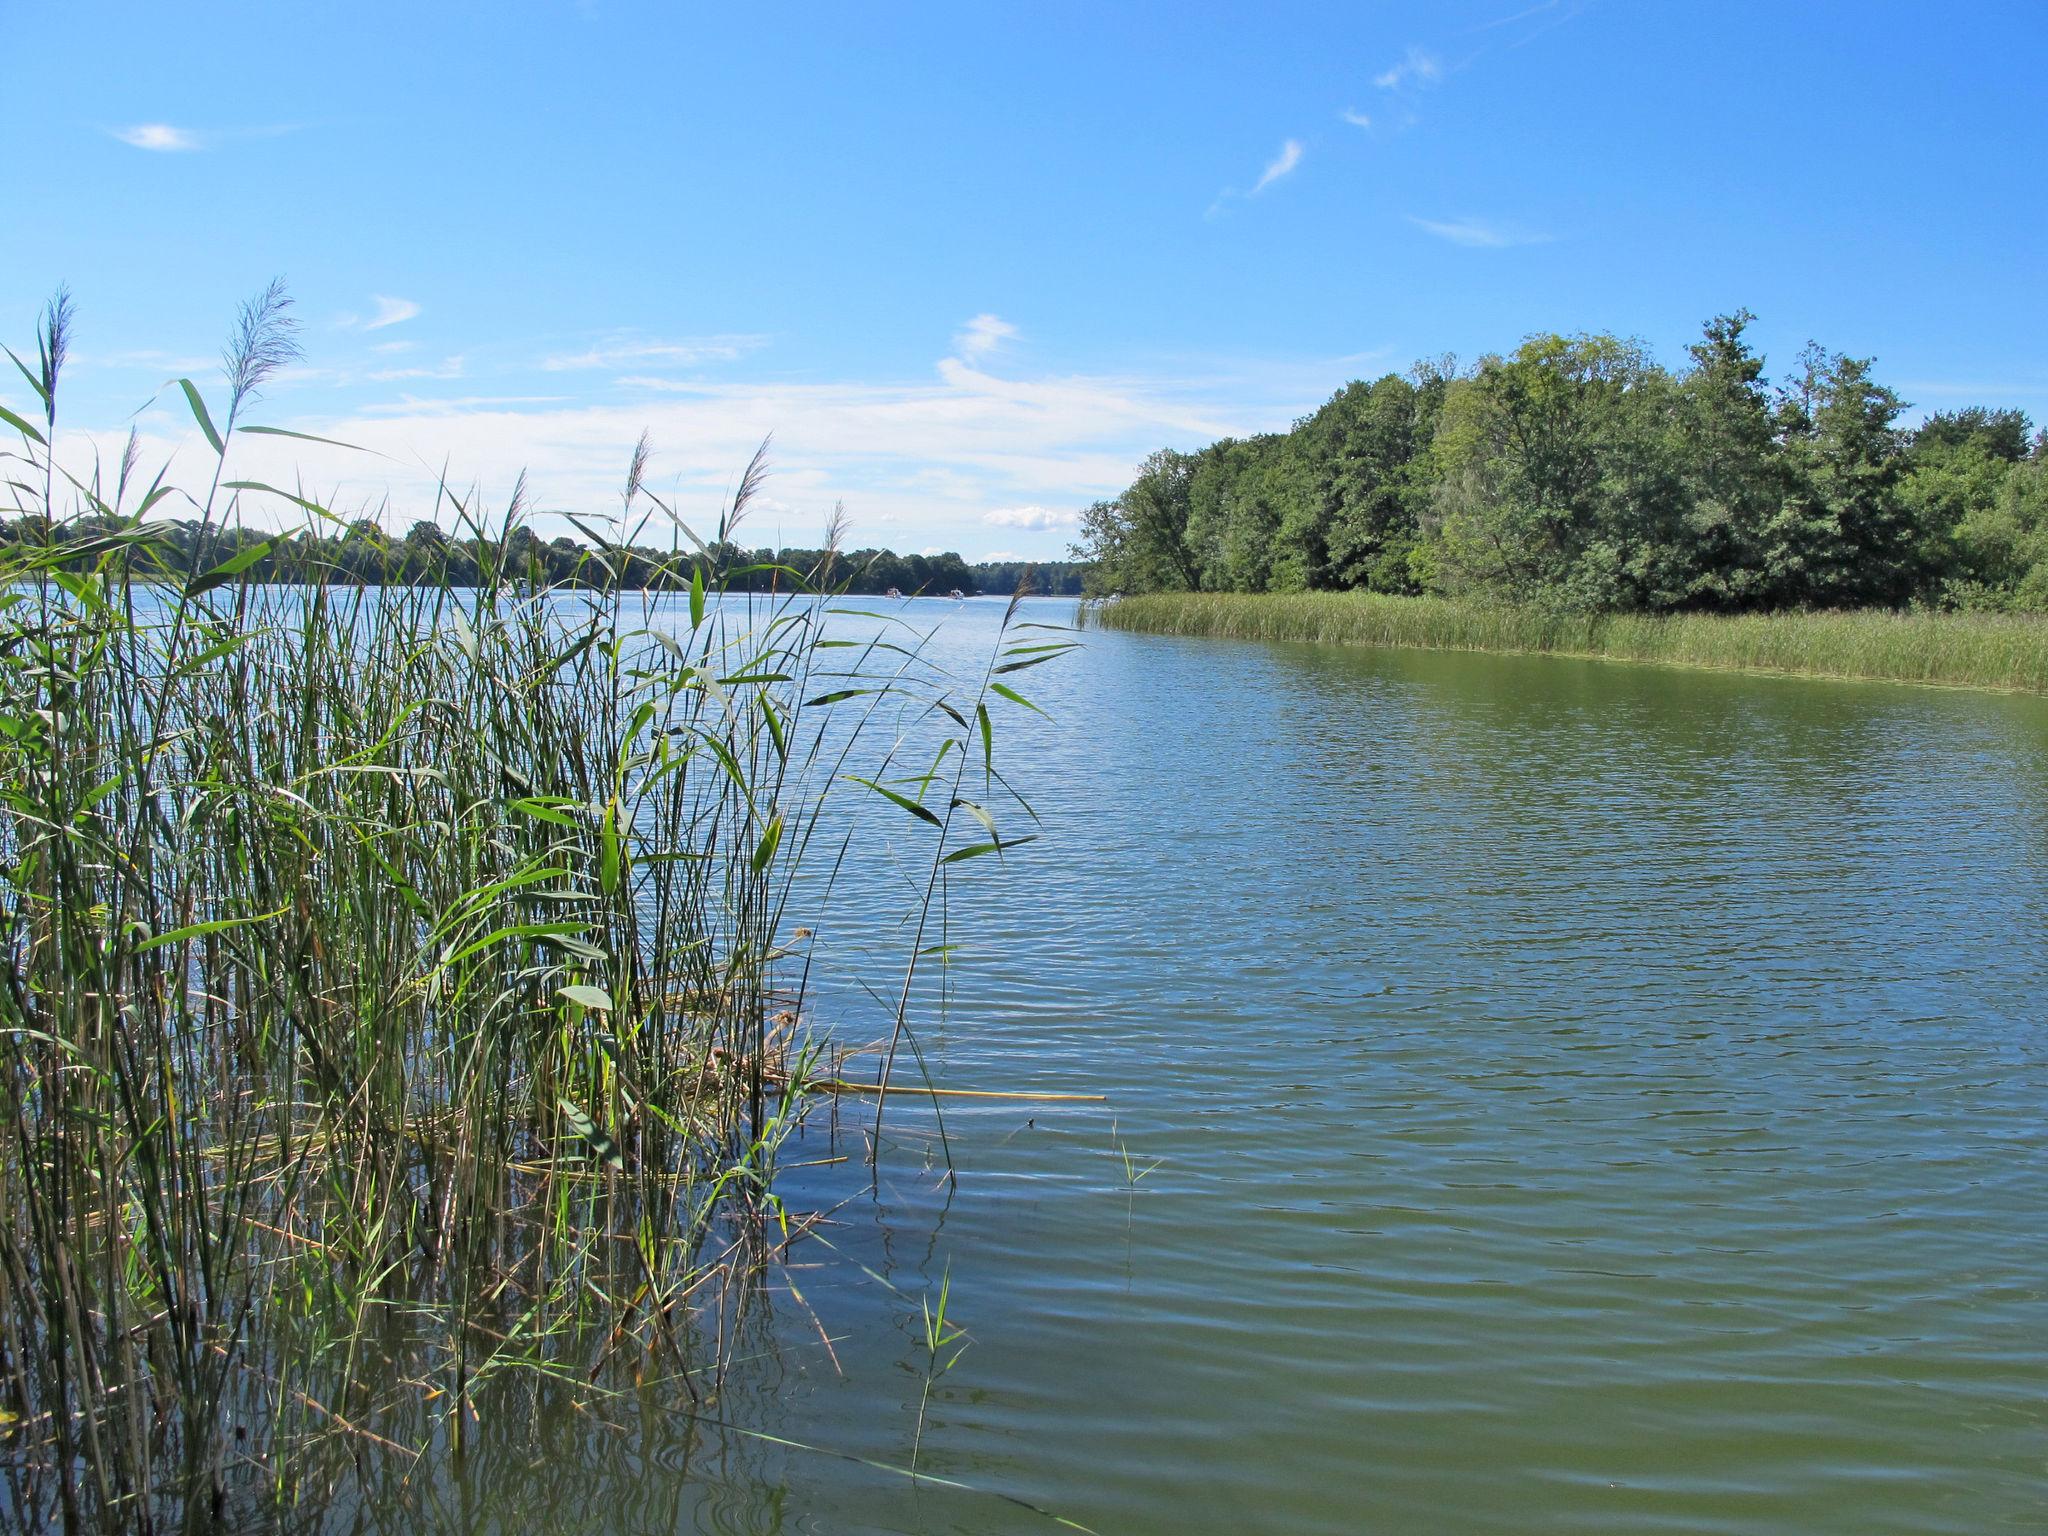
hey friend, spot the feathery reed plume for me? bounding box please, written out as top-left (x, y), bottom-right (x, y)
top-left (116, 425), bottom-right (141, 505)
top-left (624, 429), bottom-right (653, 508)
top-left (221, 275), bottom-right (299, 420)
top-left (34, 286), bottom-right (72, 428)
top-left (721, 435), bottom-right (772, 544)
top-left (818, 499), bottom-right (851, 587)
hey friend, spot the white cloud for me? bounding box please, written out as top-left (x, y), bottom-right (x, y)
top-left (1407, 215), bottom-right (1549, 248)
top-left (365, 295), bottom-right (422, 331)
top-left (356, 394), bottom-right (569, 415)
top-left (983, 505), bottom-right (1079, 532)
top-left (1213, 139), bottom-right (1307, 214)
top-left (74, 348), bottom-right (216, 373)
top-left (367, 355), bottom-right (464, 382)
top-left (1252, 139), bottom-right (1304, 195)
top-left (542, 335), bottom-right (770, 371)
top-left (112, 124), bottom-right (201, 152)
top-left (1374, 46), bottom-right (1442, 90)
top-left (46, 338), bottom-right (1366, 557)
top-left (953, 313), bottom-right (1019, 361)
top-left (1340, 108), bottom-right (1373, 129)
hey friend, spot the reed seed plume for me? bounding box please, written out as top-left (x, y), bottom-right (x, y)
top-left (116, 424), bottom-right (141, 501)
top-left (35, 286), bottom-right (73, 420)
top-left (624, 429), bottom-right (653, 507)
top-left (722, 435), bottom-right (773, 544)
top-left (221, 275), bottom-right (299, 418)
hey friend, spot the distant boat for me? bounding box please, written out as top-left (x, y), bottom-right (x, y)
top-left (885, 586), bottom-right (903, 599)
top-left (947, 588), bottom-right (965, 600)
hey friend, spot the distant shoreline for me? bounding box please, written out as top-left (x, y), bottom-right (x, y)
top-left (1082, 591), bottom-right (2048, 695)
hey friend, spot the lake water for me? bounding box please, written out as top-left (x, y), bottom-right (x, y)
top-left (447, 596), bottom-right (2048, 1534)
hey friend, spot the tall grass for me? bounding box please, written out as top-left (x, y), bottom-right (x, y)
top-left (1085, 590), bottom-right (2048, 693)
top-left (0, 290), bottom-right (1050, 1532)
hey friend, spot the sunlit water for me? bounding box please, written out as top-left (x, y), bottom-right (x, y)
top-left (443, 596), bottom-right (2048, 1534)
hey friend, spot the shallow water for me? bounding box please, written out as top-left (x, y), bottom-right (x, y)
top-left (457, 596), bottom-right (2048, 1534)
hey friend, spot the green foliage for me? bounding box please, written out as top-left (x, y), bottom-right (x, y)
top-left (1433, 333), bottom-right (1694, 611)
top-left (969, 558), bottom-right (1089, 596)
top-left (1072, 311), bottom-right (2044, 616)
top-left (0, 516), bottom-right (1063, 601)
top-left (1945, 456), bottom-right (2048, 610)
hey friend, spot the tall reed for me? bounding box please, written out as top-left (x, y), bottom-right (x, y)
top-left (1085, 590), bottom-right (2048, 694)
top-left (0, 290), bottom-right (1044, 1532)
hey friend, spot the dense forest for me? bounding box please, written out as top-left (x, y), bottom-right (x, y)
top-left (0, 512), bottom-right (1087, 596)
top-left (1073, 313), bottom-right (2048, 614)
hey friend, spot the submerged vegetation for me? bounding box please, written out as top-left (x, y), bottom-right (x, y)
top-left (1074, 312), bottom-right (2048, 618)
top-left (0, 288), bottom-right (1067, 1531)
top-left (1087, 591), bottom-right (2048, 693)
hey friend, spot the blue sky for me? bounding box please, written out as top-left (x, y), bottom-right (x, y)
top-left (5, 1), bottom-right (2043, 558)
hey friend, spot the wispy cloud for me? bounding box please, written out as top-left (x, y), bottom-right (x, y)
top-left (355, 393), bottom-right (573, 417)
top-left (982, 505), bottom-right (1079, 532)
top-left (107, 122), bottom-right (299, 152)
top-left (1470, 0), bottom-right (1588, 44)
top-left (74, 347), bottom-right (217, 373)
top-left (333, 297), bottom-right (424, 333)
top-left (953, 313), bottom-right (1019, 362)
top-left (542, 335), bottom-right (769, 371)
top-left (1339, 108), bottom-right (1373, 129)
top-left (365, 295), bottom-right (421, 331)
top-left (1408, 215), bottom-right (1550, 248)
top-left (1373, 46), bottom-right (1442, 91)
top-left (112, 123), bottom-right (201, 152)
top-left (1251, 139), bottom-right (1305, 194)
top-left (49, 335), bottom-right (1369, 558)
top-left (367, 355), bottom-right (463, 382)
top-left (1210, 138), bottom-right (1306, 217)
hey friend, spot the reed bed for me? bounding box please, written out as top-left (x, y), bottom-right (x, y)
top-left (0, 290), bottom-right (1056, 1532)
top-left (1086, 590), bottom-right (2048, 694)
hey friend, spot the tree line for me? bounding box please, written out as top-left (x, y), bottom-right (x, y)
top-left (1073, 313), bottom-right (2048, 613)
top-left (0, 512), bottom-right (1087, 597)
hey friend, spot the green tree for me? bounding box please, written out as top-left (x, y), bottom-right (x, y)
top-left (1948, 453), bottom-right (2048, 608)
top-left (1767, 346), bottom-right (1913, 605)
top-left (1071, 450), bottom-right (1202, 593)
top-left (1315, 370), bottom-right (1444, 593)
top-left (1678, 311), bottom-right (1781, 608)
top-left (1432, 333), bottom-right (1690, 610)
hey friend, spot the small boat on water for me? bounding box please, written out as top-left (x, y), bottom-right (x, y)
top-left (947, 588), bottom-right (965, 600)
top-left (885, 586), bottom-right (903, 599)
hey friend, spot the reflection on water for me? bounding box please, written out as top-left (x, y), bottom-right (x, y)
top-left (433, 600), bottom-right (2048, 1535)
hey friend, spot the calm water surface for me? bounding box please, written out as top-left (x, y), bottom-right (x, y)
top-left (458, 597), bottom-right (2048, 1534)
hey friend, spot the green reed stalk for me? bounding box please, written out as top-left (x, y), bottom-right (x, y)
top-left (0, 289), bottom-right (1044, 1533)
top-left (1084, 590), bottom-right (2048, 694)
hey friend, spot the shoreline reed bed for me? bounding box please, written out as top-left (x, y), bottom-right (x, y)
top-left (1084, 590), bottom-right (2048, 694)
top-left (0, 288), bottom-right (1061, 1532)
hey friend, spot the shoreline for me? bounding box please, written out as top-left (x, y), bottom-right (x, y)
top-left (1080, 591), bottom-right (2048, 697)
